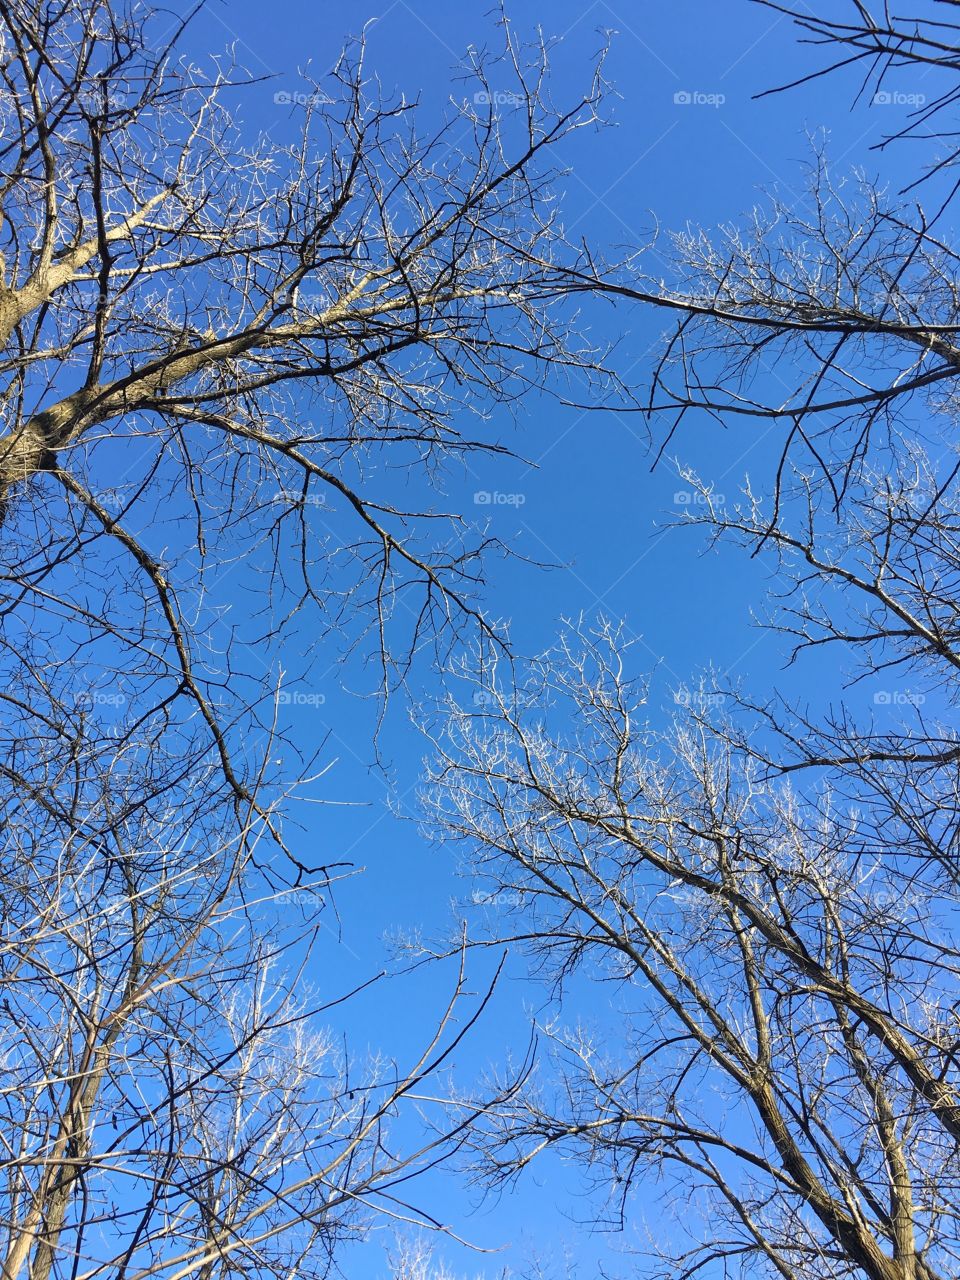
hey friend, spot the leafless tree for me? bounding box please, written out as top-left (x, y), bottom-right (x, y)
top-left (591, 2), bottom-right (960, 791)
top-left (754, 0), bottom-right (960, 189)
top-left (0, 1), bottom-right (616, 1276)
top-left (424, 7), bottom-right (960, 1279)
top-left (426, 619), bottom-right (960, 1280)
top-left (1, 784), bottom-right (500, 1280)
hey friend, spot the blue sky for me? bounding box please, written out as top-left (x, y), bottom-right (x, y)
top-left (162, 2), bottom-right (946, 1274)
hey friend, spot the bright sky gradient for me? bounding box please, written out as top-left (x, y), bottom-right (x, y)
top-left (164, 3), bottom-right (943, 1274)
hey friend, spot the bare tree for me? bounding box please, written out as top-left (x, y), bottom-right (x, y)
top-left (592, 2), bottom-right (960, 788)
top-left (426, 619), bottom-right (960, 1280)
top-left (423, 6), bottom-right (960, 1279)
top-left (753, 0), bottom-right (960, 190)
top-left (1, 780), bottom-right (499, 1280)
top-left (0, 1), bottom-right (615, 1276)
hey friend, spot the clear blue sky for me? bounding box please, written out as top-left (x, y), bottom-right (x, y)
top-left (168, 3), bottom-right (940, 1274)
